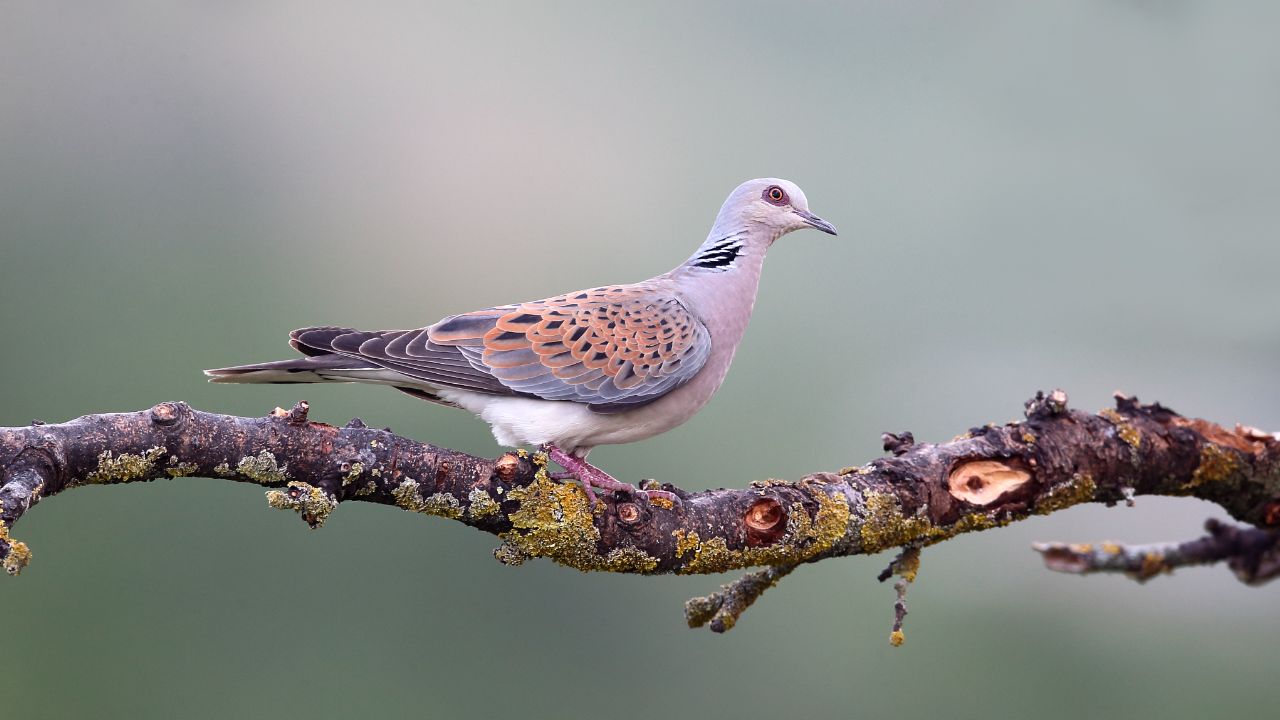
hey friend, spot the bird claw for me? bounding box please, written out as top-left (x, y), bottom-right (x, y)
top-left (541, 443), bottom-right (679, 509)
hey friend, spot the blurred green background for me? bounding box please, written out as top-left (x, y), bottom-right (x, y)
top-left (3, 2), bottom-right (1278, 718)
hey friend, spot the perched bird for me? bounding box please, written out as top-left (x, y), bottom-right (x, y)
top-left (206, 178), bottom-right (836, 503)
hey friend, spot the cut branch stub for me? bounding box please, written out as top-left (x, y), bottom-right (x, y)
top-left (494, 453), bottom-right (521, 482)
top-left (744, 497), bottom-right (786, 546)
top-left (947, 460), bottom-right (1032, 506)
top-left (617, 502), bottom-right (642, 525)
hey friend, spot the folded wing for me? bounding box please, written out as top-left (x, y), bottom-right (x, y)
top-left (291, 285), bottom-right (711, 412)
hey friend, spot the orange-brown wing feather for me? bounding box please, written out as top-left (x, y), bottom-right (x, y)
top-left (428, 285), bottom-right (711, 410)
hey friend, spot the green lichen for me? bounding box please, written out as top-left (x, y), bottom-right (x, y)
top-left (1100, 408), bottom-right (1141, 449)
top-left (213, 462), bottom-right (233, 477)
top-left (341, 462), bottom-right (365, 487)
top-left (237, 451), bottom-right (288, 485)
top-left (467, 487), bottom-right (500, 519)
top-left (266, 481), bottom-right (337, 528)
top-left (1185, 445), bottom-right (1240, 490)
top-left (392, 479), bottom-right (462, 519)
top-left (0, 519), bottom-right (32, 575)
top-left (355, 480), bottom-right (377, 497)
top-left (82, 447), bottom-right (166, 485)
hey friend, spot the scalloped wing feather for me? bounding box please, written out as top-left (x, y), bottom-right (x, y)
top-left (429, 284), bottom-right (711, 411)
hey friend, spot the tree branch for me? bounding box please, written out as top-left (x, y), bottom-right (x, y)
top-left (2, 390), bottom-right (1277, 638)
top-left (1034, 518), bottom-right (1280, 585)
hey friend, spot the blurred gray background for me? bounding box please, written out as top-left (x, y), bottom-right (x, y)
top-left (2, 2), bottom-right (1278, 718)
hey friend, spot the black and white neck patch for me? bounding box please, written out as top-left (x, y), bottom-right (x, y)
top-left (691, 234), bottom-right (744, 270)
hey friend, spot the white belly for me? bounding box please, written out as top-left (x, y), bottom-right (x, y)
top-left (436, 389), bottom-right (697, 454)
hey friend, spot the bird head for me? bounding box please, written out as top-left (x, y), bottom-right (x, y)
top-left (713, 178), bottom-right (837, 242)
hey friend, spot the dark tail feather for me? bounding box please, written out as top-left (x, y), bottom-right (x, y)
top-left (204, 354), bottom-right (378, 384)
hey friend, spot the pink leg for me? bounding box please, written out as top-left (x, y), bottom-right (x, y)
top-left (541, 444), bottom-right (678, 507)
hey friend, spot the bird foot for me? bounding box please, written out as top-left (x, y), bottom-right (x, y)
top-left (541, 444), bottom-right (678, 508)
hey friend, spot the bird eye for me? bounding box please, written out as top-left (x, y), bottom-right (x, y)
top-left (763, 185), bottom-right (787, 205)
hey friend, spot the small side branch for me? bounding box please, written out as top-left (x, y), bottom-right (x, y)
top-left (685, 564), bottom-right (798, 632)
top-left (1035, 519), bottom-right (1280, 585)
top-left (879, 545), bottom-right (921, 646)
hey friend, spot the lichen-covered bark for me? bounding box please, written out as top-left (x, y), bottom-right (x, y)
top-left (1, 391), bottom-right (1277, 633)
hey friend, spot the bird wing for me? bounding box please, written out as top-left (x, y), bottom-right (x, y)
top-left (292, 284), bottom-right (711, 412)
top-left (430, 284), bottom-right (712, 412)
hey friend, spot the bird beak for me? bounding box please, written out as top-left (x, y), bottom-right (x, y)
top-left (795, 209), bottom-right (838, 235)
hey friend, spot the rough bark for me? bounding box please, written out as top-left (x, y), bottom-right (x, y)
top-left (2, 391), bottom-right (1277, 639)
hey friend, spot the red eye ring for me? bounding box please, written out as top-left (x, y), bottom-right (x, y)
top-left (763, 185), bottom-right (787, 205)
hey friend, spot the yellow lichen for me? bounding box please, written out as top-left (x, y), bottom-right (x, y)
top-left (858, 492), bottom-right (1013, 555)
top-left (1034, 474), bottom-right (1097, 515)
top-left (497, 468), bottom-right (602, 571)
top-left (859, 491), bottom-right (934, 554)
top-left (1022, 432), bottom-right (1037, 444)
top-left (648, 495), bottom-right (675, 510)
top-left (894, 548), bottom-right (922, 583)
top-left (0, 519), bottom-right (32, 575)
top-left (493, 540), bottom-right (530, 566)
top-left (266, 481), bottom-right (337, 528)
top-left (1101, 541), bottom-right (1122, 555)
top-left (392, 479), bottom-right (462, 519)
top-left (341, 462), bottom-right (364, 487)
top-left (1099, 408), bottom-right (1141, 449)
top-left (948, 512), bottom-right (1003, 535)
top-left (673, 529), bottom-right (700, 559)
top-left (237, 451), bottom-right (288, 485)
top-left (889, 630), bottom-right (905, 647)
top-left (1138, 552), bottom-right (1168, 580)
top-left (165, 462), bottom-right (198, 478)
top-left (82, 447), bottom-right (166, 485)
top-left (604, 546), bottom-right (660, 573)
top-left (467, 487), bottom-right (500, 519)
top-left (676, 492), bottom-right (851, 575)
top-left (1185, 445), bottom-right (1240, 490)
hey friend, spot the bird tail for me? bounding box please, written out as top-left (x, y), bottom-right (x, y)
top-left (204, 355), bottom-right (380, 384)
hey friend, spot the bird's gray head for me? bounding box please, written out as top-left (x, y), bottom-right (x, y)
top-left (711, 178), bottom-right (837, 242)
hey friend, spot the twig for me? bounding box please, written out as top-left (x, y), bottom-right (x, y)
top-left (1034, 519), bottom-right (1280, 585)
top-left (879, 545), bottom-right (921, 646)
